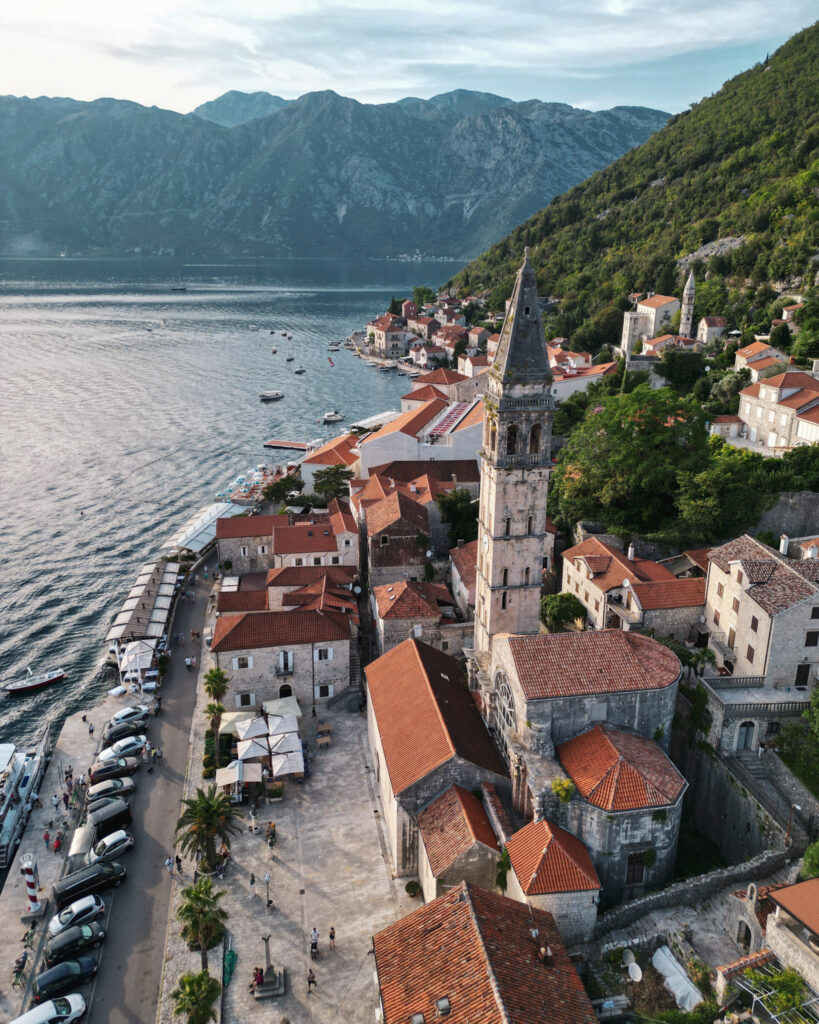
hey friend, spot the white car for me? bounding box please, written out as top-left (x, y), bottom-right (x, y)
top-left (88, 829), bottom-right (134, 864)
top-left (11, 994), bottom-right (86, 1023)
top-left (48, 893), bottom-right (105, 936)
top-left (108, 705), bottom-right (150, 727)
top-left (97, 734), bottom-right (146, 762)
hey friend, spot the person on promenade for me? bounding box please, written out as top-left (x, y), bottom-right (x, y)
top-left (88, 722), bottom-right (94, 736)
top-left (53, 832), bottom-right (62, 853)
top-left (329, 926), bottom-right (335, 949)
top-left (191, 655), bottom-right (197, 669)
top-left (43, 830), bottom-right (50, 850)
top-left (62, 792), bottom-right (70, 810)
top-left (165, 856), bottom-right (174, 876)
top-left (31, 791), bottom-right (42, 808)
top-left (307, 968), bottom-right (316, 994)
top-left (52, 795), bottom-right (59, 812)
top-left (185, 658), bottom-right (191, 672)
top-left (175, 854), bottom-right (182, 873)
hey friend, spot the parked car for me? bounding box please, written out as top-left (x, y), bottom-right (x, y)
top-left (48, 895), bottom-right (105, 937)
top-left (85, 799), bottom-right (132, 838)
top-left (85, 777), bottom-right (136, 805)
top-left (31, 957), bottom-right (98, 1003)
top-left (108, 705), bottom-right (150, 727)
top-left (97, 735), bottom-right (146, 762)
top-left (53, 861), bottom-right (127, 909)
top-left (88, 757), bottom-right (140, 783)
top-left (88, 829), bottom-right (134, 864)
top-left (102, 719), bottom-right (146, 745)
top-left (10, 994), bottom-right (86, 1024)
top-left (43, 923), bottom-right (105, 968)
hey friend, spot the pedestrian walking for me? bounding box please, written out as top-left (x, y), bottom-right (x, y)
top-left (329, 926), bottom-right (335, 949)
top-left (53, 832), bottom-right (62, 854)
top-left (151, 748), bottom-right (158, 765)
top-left (66, 765), bottom-right (73, 781)
top-left (307, 968), bottom-right (317, 994)
top-left (190, 629), bottom-right (195, 641)
top-left (62, 792), bottom-right (70, 810)
top-left (312, 706), bottom-right (317, 719)
top-left (31, 791), bottom-right (42, 808)
top-left (88, 722), bottom-right (94, 736)
top-left (175, 855), bottom-right (182, 873)
top-left (157, 748), bottom-right (163, 763)
top-left (191, 655), bottom-right (197, 669)
top-left (43, 830), bottom-right (50, 850)
top-left (193, 868), bottom-right (199, 885)
top-left (66, 777), bottom-right (73, 794)
top-left (185, 658), bottom-right (191, 672)
top-left (52, 795), bottom-right (59, 812)
top-left (165, 856), bottom-right (174, 876)
top-left (78, 774), bottom-right (86, 789)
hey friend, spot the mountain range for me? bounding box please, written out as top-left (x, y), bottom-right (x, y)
top-left (0, 89), bottom-right (667, 259)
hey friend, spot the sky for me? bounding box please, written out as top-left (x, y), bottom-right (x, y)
top-left (2, 0), bottom-right (816, 114)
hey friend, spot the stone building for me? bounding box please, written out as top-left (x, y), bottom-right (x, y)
top-left (738, 370), bottom-right (819, 448)
top-left (450, 539), bottom-right (478, 618)
top-left (555, 724), bottom-right (687, 906)
top-left (561, 536), bottom-right (705, 637)
top-left (620, 294), bottom-right (680, 357)
top-left (264, 564), bottom-right (357, 608)
top-left (372, 882), bottom-right (596, 1024)
top-left (365, 489), bottom-right (430, 585)
top-left (416, 784), bottom-right (500, 902)
top-left (211, 609), bottom-right (352, 710)
top-left (680, 270), bottom-right (695, 339)
top-left (371, 580), bottom-right (470, 656)
top-left (504, 818), bottom-right (601, 943)
top-left (298, 433), bottom-right (360, 493)
top-left (365, 639), bottom-right (507, 876)
top-left (474, 249), bottom-right (555, 653)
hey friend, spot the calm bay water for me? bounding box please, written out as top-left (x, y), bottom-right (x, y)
top-left (0, 256), bottom-right (463, 748)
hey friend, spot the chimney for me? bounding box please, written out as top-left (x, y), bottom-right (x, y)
top-left (627, 543), bottom-right (635, 561)
top-left (457, 539), bottom-right (464, 547)
top-left (451, 474), bottom-right (458, 485)
top-left (780, 534), bottom-right (789, 555)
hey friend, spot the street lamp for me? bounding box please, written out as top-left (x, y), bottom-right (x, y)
top-left (785, 803), bottom-right (802, 845)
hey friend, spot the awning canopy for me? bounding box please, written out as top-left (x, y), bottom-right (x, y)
top-left (106, 561), bottom-right (180, 642)
top-left (270, 750), bottom-right (305, 777)
top-left (269, 733), bottom-right (301, 754)
top-left (237, 738), bottom-right (271, 761)
top-left (215, 761), bottom-right (263, 787)
top-left (119, 639), bottom-right (157, 676)
top-left (235, 717), bottom-right (270, 741)
top-left (219, 711), bottom-right (255, 737)
top-left (161, 501), bottom-right (248, 554)
top-left (261, 696), bottom-right (302, 719)
top-left (269, 715), bottom-right (300, 737)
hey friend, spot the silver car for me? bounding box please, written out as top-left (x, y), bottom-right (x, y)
top-left (88, 829), bottom-right (134, 864)
top-left (97, 734), bottom-right (146, 762)
top-left (48, 894), bottom-right (105, 937)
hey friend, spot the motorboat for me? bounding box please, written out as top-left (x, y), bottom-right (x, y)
top-left (280, 330), bottom-right (287, 336)
top-left (294, 366), bottom-right (306, 375)
top-left (271, 347), bottom-right (277, 354)
top-left (286, 356), bottom-right (294, 362)
top-left (0, 726), bottom-right (50, 867)
top-left (5, 666), bottom-right (66, 696)
top-left (259, 391), bottom-right (285, 402)
top-left (323, 410), bottom-right (344, 423)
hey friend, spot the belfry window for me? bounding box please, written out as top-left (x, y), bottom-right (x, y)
top-left (501, 591), bottom-right (508, 609)
top-left (529, 423), bottom-right (541, 454)
top-left (524, 567), bottom-right (530, 585)
top-left (506, 424), bottom-right (518, 455)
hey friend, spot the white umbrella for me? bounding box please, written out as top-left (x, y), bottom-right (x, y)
top-left (236, 716), bottom-right (273, 741)
top-left (269, 733), bottom-right (301, 754)
top-left (261, 696), bottom-right (302, 718)
top-left (268, 715), bottom-right (299, 737)
top-left (219, 711), bottom-right (255, 737)
top-left (237, 738), bottom-right (272, 761)
top-left (270, 750), bottom-right (305, 777)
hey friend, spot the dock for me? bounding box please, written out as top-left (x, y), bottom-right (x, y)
top-left (263, 438), bottom-right (311, 451)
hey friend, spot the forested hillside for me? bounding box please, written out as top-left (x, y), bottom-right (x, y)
top-left (449, 23), bottom-right (819, 353)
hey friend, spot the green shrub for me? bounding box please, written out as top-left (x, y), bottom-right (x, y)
top-left (405, 880), bottom-right (421, 897)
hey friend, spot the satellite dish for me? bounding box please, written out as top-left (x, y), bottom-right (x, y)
top-left (353, 585), bottom-right (362, 595)
top-left (628, 963), bottom-right (643, 983)
top-left (426, 550), bottom-right (434, 559)
top-left (622, 950), bottom-right (635, 966)
top-left (622, 578), bottom-right (630, 589)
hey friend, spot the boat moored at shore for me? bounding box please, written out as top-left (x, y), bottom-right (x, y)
top-left (5, 667), bottom-right (66, 696)
top-left (259, 391), bottom-right (284, 402)
top-left (0, 726), bottom-right (50, 867)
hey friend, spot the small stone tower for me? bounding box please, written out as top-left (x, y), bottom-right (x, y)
top-left (680, 269), bottom-right (695, 338)
top-left (474, 249), bottom-right (555, 655)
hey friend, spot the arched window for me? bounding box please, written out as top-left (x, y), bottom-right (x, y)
top-left (506, 423), bottom-right (518, 455)
top-left (529, 423), bottom-right (541, 455)
top-left (502, 568), bottom-right (508, 587)
top-left (524, 567), bottom-right (530, 585)
top-left (496, 671), bottom-right (517, 756)
top-left (501, 591), bottom-right (508, 610)
top-left (526, 516), bottom-right (533, 536)
top-left (279, 684), bottom-right (293, 698)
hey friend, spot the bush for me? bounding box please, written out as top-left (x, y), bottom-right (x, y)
top-left (551, 777), bottom-right (576, 803)
top-left (802, 840), bottom-right (819, 879)
top-left (405, 880), bottom-right (421, 897)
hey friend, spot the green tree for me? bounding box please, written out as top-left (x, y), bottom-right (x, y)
top-left (802, 840), bottom-right (819, 879)
top-left (551, 777), bottom-right (576, 803)
top-left (202, 667), bottom-right (228, 704)
top-left (553, 385), bottom-right (708, 534)
top-left (204, 703), bottom-right (225, 749)
top-left (435, 488), bottom-right (478, 546)
top-left (675, 437), bottom-right (767, 542)
top-left (388, 296), bottom-right (404, 316)
top-left (769, 321), bottom-right (793, 351)
top-left (312, 465), bottom-right (355, 502)
top-left (171, 971), bottom-right (221, 1024)
top-left (262, 474), bottom-right (303, 505)
top-left (177, 878), bottom-right (229, 971)
top-left (658, 349), bottom-right (705, 392)
top-left (176, 786), bottom-right (241, 872)
top-left (413, 286), bottom-right (436, 308)
top-left (540, 593), bottom-right (587, 632)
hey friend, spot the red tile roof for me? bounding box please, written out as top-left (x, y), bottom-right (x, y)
top-left (417, 785), bottom-right (499, 875)
top-left (450, 540), bottom-right (478, 593)
top-left (737, 340), bottom-right (773, 358)
top-left (753, 370), bottom-right (819, 392)
top-left (216, 590), bottom-right (269, 614)
top-left (373, 882), bottom-right (596, 1024)
top-left (216, 514), bottom-right (276, 540)
top-left (453, 400), bottom-right (484, 431)
top-left (749, 356), bottom-right (782, 372)
top-left (708, 534), bottom-right (819, 615)
top-left (266, 565), bottom-right (356, 587)
top-left (400, 384), bottom-right (448, 402)
top-left (365, 639), bottom-right (506, 795)
top-left (361, 399), bottom-right (447, 441)
top-left (769, 877), bottom-right (819, 935)
top-left (638, 294), bottom-right (677, 309)
top-left (683, 548), bottom-right (711, 571)
top-left (271, 523), bottom-right (338, 555)
top-left (413, 368), bottom-right (467, 385)
top-left (557, 725), bottom-right (686, 811)
top-left (506, 819), bottom-right (600, 895)
top-left (368, 460), bottom-right (480, 484)
top-left (563, 537), bottom-right (675, 591)
top-left (282, 577), bottom-right (358, 618)
top-left (506, 630), bottom-right (680, 701)
top-left (327, 498), bottom-right (356, 535)
top-left (630, 577), bottom-right (705, 610)
top-left (366, 489), bottom-right (430, 537)
top-left (373, 580), bottom-right (453, 620)
top-left (211, 609), bottom-right (351, 652)
top-left (301, 433), bottom-right (359, 467)
top-left (712, 414), bottom-right (743, 423)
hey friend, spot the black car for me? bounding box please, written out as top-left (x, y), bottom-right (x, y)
top-left (102, 719), bottom-right (146, 745)
top-left (32, 956), bottom-right (98, 1003)
top-left (88, 757), bottom-right (140, 783)
top-left (53, 861), bottom-right (127, 909)
top-left (43, 923), bottom-right (105, 967)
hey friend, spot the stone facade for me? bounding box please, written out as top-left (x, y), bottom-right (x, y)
top-left (766, 910), bottom-right (819, 991)
top-left (374, 612), bottom-right (472, 657)
top-left (505, 870), bottom-right (598, 944)
top-left (218, 533), bottom-right (274, 575)
top-left (418, 836), bottom-right (498, 903)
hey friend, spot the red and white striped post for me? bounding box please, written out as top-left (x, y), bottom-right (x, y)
top-left (19, 853), bottom-right (41, 914)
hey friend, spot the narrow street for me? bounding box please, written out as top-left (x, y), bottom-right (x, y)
top-left (87, 558), bottom-right (213, 1024)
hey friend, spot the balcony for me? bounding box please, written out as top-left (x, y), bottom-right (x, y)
top-left (275, 666), bottom-right (293, 678)
top-left (495, 452), bottom-right (547, 468)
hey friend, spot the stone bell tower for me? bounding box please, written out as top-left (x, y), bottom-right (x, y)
top-left (473, 249), bottom-right (555, 656)
top-left (680, 269), bottom-right (695, 338)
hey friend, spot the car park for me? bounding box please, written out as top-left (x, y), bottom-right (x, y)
top-left (85, 777), bottom-right (135, 804)
top-left (53, 861), bottom-right (126, 909)
top-left (10, 994), bottom-right (87, 1023)
top-left (102, 719), bottom-right (146, 745)
top-left (97, 735), bottom-right (146, 762)
top-left (31, 956), bottom-right (98, 1003)
top-left (48, 895), bottom-right (105, 937)
top-left (43, 923), bottom-right (105, 967)
top-left (88, 829), bottom-right (133, 864)
top-left (88, 756), bottom-right (140, 783)
top-left (108, 704), bottom-right (150, 726)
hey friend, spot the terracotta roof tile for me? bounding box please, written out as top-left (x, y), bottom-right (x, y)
top-left (365, 639), bottom-right (506, 795)
top-left (301, 433), bottom-right (359, 467)
top-left (453, 399), bottom-right (484, 431)
top-left (271, 523), bottom-right (338, 555)
top-left (366, 490), bottom-right (430, 537)
top-left (506, 819), bottom-right (600, 895)
top-left (216, 590), bottom-right (269, 614)
top-left (630, 577), bottom-right (705, 610)
top-left (756, 370), bottom-right (819, 391)
top-left (400, 384), bottom-right (448, 402)
top-left (327, 498), bottom-right (356, 535)
top-left (708, 534), bottom-right (819, 615)
top-left (563, 537), bottom-right (675, 591)
top-left (417, 785), bottom-right (499, 875)
top-left (450, 540), bottom-right (478, 593)
top-left (557, 725), bottom-right (686, 811)
top-left (216, 514), bottom-right (276, 540)
top-left (414, 368), bottom-right (467, 385)
top-left (737, 340), bottom-right (773, 357)
top-left (769, 877), bottom-right (819, 935)
top-left (211, 609), bottom-right (351, 652)
top-left (683, 548), bottom-right (711, 571)
top-left (265, 565), bottom-right (356, 587)
top-left (373, 882), bottom-right (596, 1024)
top-left (506, 630), bottom-right (680, 701)
top-left (368, 460), bottom-right (480, 484)
top-left (638, 294), bottom-right (678, 309)
top-left (373, 580), bottom-right (454, 620)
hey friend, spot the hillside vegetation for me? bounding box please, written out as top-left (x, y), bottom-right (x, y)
top-left (449, 23), bottom-right (819, 351)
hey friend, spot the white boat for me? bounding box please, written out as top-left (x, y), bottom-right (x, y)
top-left (286, 356), bottom-right (294, 362)
top-left (294, 366), bottom-right (306, 375)
top-left (5, 666), bottom-right (66, 696)
top-left (271, 347), bottom-right (277, 353)
top-left (0, 726), bottom-right (50, 867)
top-left (280, 330), bottom-right (287, 336)
top-left (259, 391), bottom-right (285, 402)
top-left (323, 410), bottom-right (344, 423)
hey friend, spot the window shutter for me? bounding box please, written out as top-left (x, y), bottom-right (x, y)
top-left (328, 648), bottom-right (333, 661)
top-left (232, 657), bottom-right (239, 671)
top-left (234, 694), bottom-right (243, 708)
top-left (313, 649), bottom-right (319, 662)
top-left (247, 655), bottom-right (254, 669)
top-left (288, 651), bottom-right (293, 670)
top-left (249, 692), bottom-right (256, 705)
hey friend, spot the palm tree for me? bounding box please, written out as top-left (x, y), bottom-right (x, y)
top-left (203, 667), bottom-right (228, 703)
top-left (177, 877), bottom-right (228, 971)
top-left (176, 786), bottom-right (241, 871)
top-left (171, 970), bottom-right (221, 1024)
top-left (204, 702), bottom-right (225, 748)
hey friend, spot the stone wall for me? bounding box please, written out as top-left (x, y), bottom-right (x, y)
top-left (766, 751), bottom-right (819, 828)
top-left (643, 605), bottom-right (703, 642)
top-left (506, 869), bottom-right (598, 944)
top-left (594, 847), bottom-right (795, 937)
top-left (767, 913), bottom-right (819, 991)
top-left (754, 491), bottom-right (819, 538)
top-left (377, 614), bottom-right (473, 657)
top-left (216, 639), bottom-right (351, 709)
